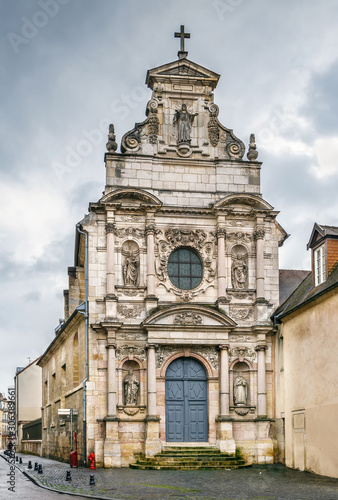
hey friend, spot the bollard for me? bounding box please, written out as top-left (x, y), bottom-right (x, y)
top-left (19, 457), bottom-right (22, 464)
top-left (16, 456), bottom-right (18, 462)
top-left (89, 474), bottom-right (95, 485)
top-left (65, 470), bottom-right (72, 481)
top-left (34, 462), bottom-right (39, 471)
top-left (38, 464), bottom-right (43, 474)
top-left (28, 460), bottom-right (32, 469)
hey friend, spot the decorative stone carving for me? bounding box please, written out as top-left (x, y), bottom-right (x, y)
top-left (106, 124), bottom-right (118, 152)
top-left (247, 133), bottom-right (258, 161)
top-left (123, 368), bottom-right (139, 405)
top-left (227, 232), bottom-right (253, 243)
top-left (122, 241), bottom-right (140, 287)
top-left (119, 332), bottom-right (142, 340)
top-left (165, 228), bottom-right (207, 248)
top-left (155, 346), bottom-right (178, 368)
top-left (192, 346), bottom-right (218, 369)
top-left (231, 253), bottom-right (248, 289)
top-left (116, 346), bottom-right (146, 362)
top-left (114, 227), bottom-right (145, 239)
top-left (121, 215), bottom-right (143, 223)
top-left (234, 406), bottom-right (250, 416)
top-left (106, 223), bottom-right (115, 233)
top-left (123, 407), bottom-right (140, 416)
top-left (174, 312), bottom-right (203, 325)
top-left (231, 335), bottom-right (252, 342)
top-left (173, 104), bottom-right (198, 144)
top-left (117, 304), bottom-right (144, 319)
top-left (229, 347), bottom-right (256, 364)
top-left (229, 308), bottom-right (254, 321)
top-left (254, 229), bottom-right (265, 240)
top-left (208, 117), bottom-right (219, 147)
top-left (155, 229), bottom-right (216, 300)
top-left (226, 140), bottom-right (245, 159)
top-left (147, 99), bottom-right (159, 144)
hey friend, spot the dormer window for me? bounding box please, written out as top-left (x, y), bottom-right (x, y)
top-left (314, 244), bottom-right (326, 286)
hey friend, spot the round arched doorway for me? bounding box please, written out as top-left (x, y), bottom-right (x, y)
top-left (165, 357), bottom-right (208, 442)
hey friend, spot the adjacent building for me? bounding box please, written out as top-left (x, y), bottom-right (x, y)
top-left (273, 224), bottom-right (338, 478)
top-left (0, 394), bottom-right (9, 449)
top-left (15, 358), bottom-right (42, 455)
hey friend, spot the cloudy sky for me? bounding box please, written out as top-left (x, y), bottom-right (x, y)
top-left (1, 0), bottom-right (338, 393)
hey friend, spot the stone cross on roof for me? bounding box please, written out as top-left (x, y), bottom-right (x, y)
top-left (174, 25), bottom-right (190, 59)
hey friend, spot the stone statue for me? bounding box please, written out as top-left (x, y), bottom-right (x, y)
top-left (124, 368), bottom-right (139, 405)
top-left (123, 254), bottom-right (139, 286)
top-left (231, 253), bottom-right (248, 289)
top-left (173, 104), bottom-right (198, 143)
top-left (106, 124), bottom-right (117, 152)
top-left (234, 375), bottom-right (248, 405)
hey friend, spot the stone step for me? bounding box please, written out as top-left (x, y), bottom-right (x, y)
top-left (130, 463), bottom-right (248, 470)
top-left (133, 460), bottom-right (245, 467)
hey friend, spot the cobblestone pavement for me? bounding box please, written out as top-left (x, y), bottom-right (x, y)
top-left (2, 453), bottom-right (338, 500)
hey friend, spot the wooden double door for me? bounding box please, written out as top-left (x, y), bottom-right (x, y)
top-left (165, 357), bottom-right (208, 442)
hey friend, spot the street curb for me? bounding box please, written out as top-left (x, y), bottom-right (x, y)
top-left (1, 453), bottom-right (121, 500)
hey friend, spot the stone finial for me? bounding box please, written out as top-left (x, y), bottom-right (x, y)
top-left (247, 133), bottom-right (258, 161)
top-left (106, 124), bottom-right (118, 153)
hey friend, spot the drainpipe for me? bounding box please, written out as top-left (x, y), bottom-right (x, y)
top-left (76, 224), bottom-right (89, 467)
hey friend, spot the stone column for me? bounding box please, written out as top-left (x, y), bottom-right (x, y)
top-left (106, 344), bottom-right (117, 416)
top-left (255, 228), bottom-right (265, 300)
top-left (217, 228), bottom-right (227, 299)
top-left (147, 344), bottom-right (157, 416)
top-left (145, 344), bottom-right (161, 457)
top-left (145, 218), bottom-right (158, 312)
top-left (219, 345), bottom-right (230, 416)
top-left (104, 342), bottom-right (121, 467)
top-left (106, 220), bottom-right (117, 318)
top-left (217, 345), bottom-right (235, 454)
top-left (256, 345), bottom-right (267, 417)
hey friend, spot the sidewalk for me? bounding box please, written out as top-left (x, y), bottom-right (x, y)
top-left (2, 451), bottom-right (338, 500)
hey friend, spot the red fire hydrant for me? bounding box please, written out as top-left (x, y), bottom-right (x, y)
top-left (88, 452), bottom-right (95, 470)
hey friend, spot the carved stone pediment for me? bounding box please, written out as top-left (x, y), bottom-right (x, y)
top-left (143, 304), bottom-right (236, 328)
top-left (146, 59), bottom-right (220, 90)
top-left (100, 187), bottom-right (162, 209)
top-left (213, 194), bottom-right (273, 211)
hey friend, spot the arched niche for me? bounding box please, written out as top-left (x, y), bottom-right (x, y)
top-left (121, 360), bottom-right (141, 406)
top-left (121, 240), bottom-right (140, 287)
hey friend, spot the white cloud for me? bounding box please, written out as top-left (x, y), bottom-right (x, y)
top-left (312, 137), bottom-right (338, 178)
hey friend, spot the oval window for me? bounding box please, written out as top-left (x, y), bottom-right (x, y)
top-left (167, 247), bottom-right (203, 290)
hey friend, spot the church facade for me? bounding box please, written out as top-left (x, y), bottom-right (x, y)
top-left (39, 31), bottom-right (287, 467)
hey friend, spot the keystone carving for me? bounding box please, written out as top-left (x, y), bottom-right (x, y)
top-left (117, 304), bottom-right (144, 319)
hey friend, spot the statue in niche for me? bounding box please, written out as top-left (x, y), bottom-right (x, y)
top-left (173, 104), bottom-right (198, 143)
top-left (233, 375), bottom-right (248, 405)
top-left (122, 241), bottom-right (139, 287)
top-left (123, 368), bottom-right (139, 405)
top-left (231, 253), bottom-right (248, 289)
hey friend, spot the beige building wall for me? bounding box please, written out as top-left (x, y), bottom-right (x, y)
top-left (16, 362), bottom-right (42, 422)
top-left (282, 290), bottom-right (338, 478)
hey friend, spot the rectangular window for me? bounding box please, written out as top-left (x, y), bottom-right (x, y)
top-left (314, 244), bottom-right (326, 286)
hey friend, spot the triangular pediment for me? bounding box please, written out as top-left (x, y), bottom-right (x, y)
top-left (146, 58), bottom-right (220, 90)
top-left (143, 304), bottom-right (236, 328)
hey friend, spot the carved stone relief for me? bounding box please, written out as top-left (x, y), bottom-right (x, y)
top-left (229, 347), bottom-right (256, 364)
top-left (116, 346), bottom-right (146, 362)
top-left (155, 346), bottom-right (178, 368)
top-left (192, 346), bottom-right (218, 369)
top-left (227, 232), bottom-right (253, 243)
top-left (174, 312), bottom-right (203, 325)
top-left (230, 335), bottom-right (252, 343)
top-left (155, 228), bottom-right (216, 300)
top-left (114, 227), bottom-right (145, 239)
top-left (229, 308), bottom-right (254, 321)
top-left (173, 104), bottom-right (198, 144)
top-left (117, 304), bottom-right (144, 319)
